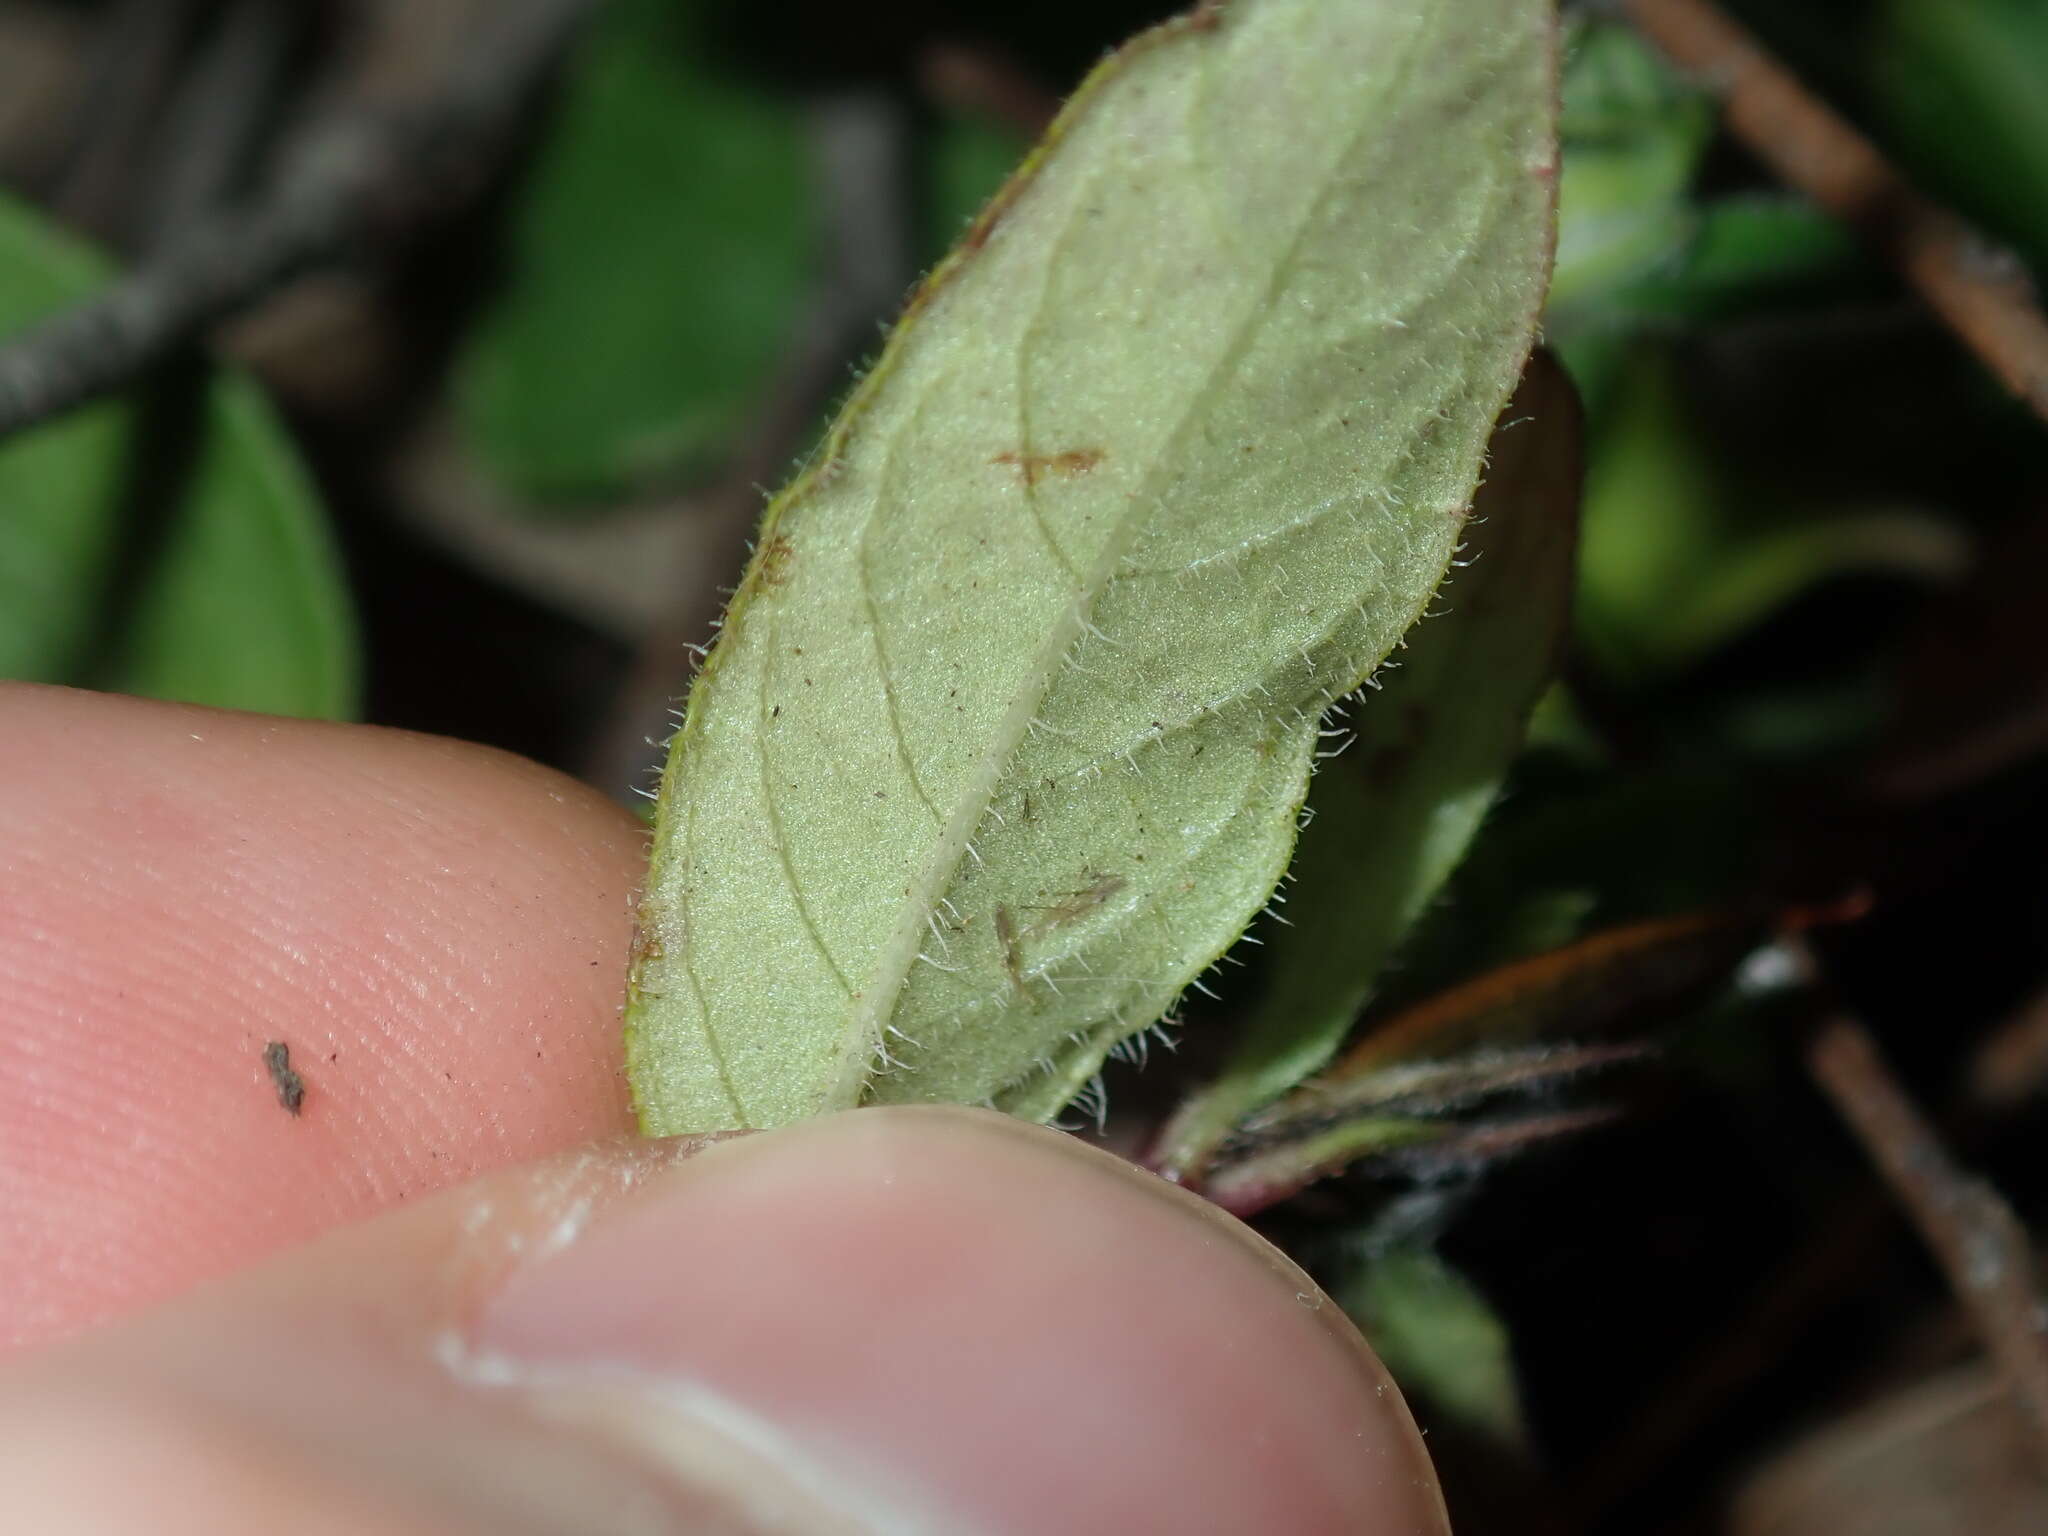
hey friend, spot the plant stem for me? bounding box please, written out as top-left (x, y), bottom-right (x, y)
top-left (0, 0), bottom-right (600, 443)
top-left (1620, 0), bottom-right (2048, 427)
top-left (1805, 1009), bottom-right (2048, 1463)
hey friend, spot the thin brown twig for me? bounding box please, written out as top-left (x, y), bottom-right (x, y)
top-left (1805, 1010), bottom-right (2048, 1462)
top-left (47, 0), bottom-right (204, 239)
top-left (1554, 1186), bottom-right (1897, 1533)
top-left (1969, 985), bottom-right (2048, 1111)
top-left (1618, 0), bottom-right (2048, 427)
top-left (918, 41), bottom-right (1061, 139)
top-left (0, 0), bottom-right (600, 441)
top-left (1562, 931), bottom-right (2048, 1525)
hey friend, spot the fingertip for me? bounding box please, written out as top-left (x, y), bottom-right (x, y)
top-left (0, 686), bottom-right (645, 1345)
top-left (4, 1111), bottom-right (1444, 1535)
top-left (470, 1108), bottom-right (1449, 1535)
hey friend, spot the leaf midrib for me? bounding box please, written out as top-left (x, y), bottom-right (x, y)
top-left (825, 16), bottom-right (1427, 1111)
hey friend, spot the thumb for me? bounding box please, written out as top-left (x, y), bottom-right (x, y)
top-left (0, 1107), bottom-right (1448, 1535)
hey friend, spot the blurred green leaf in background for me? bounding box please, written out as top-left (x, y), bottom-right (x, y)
top-left (454, 0), bottom-right (815, 505)
top-left (1338, 1239), bottom-right (1529, 1450)
top-left (921, 106), bottom-right (1028, 264)
top-left (0, 191), bottom-right (356, 719)
top-left (1548, 20), bottom-right (1964, 705)
top-left (1870, 0), bottom-right (2048, 277)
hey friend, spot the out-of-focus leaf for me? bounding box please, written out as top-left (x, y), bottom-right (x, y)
top-left (1152, 358), bottom-right (1582, 1182)
top-left (1337, 1242), bottom-right (1528, 1448)
top-left (1204, 898), bottom-right (1859, 1211)
top-left (1575, 345), bottom-right (1723, 678)
top-left (1669, 512), bottom-right (1967, 669)
top-left (1387, 767), bottom-right (1765, 1009)
top-left (625, 0), bottom-right (1559, 1134)
top-left (1207, 1074), bottom-right (1631, 1216)
top-left (0, 192), bottom-right (356, 718)
top-left (1870, 0), bottom-right (2048, 275)
top-left (1521, 680), bottom-right (1608, 764)
top-left (456, 0), bottom-right (813, 503)
top-left (1615, 196), bottom-right (1862, 323)
top-left (1558, 198), bottom-right (1868, 412)
top-left (1576, 345), bottom-right (1963, 682)
top-left (923, 110), bottom-right (1028, 265)
top-left (1874, 514), bottom-right (2048, 799)
top-left (1322, 909), bottom-right (1766, 1083)
top-left (1205, 1113), bottom-right (1449, 1216)
top-left (1549, 21), bottom-right (1871, 413)
top-left (1733, 1365), bottom-right (2048, 1536)
top-left (1548, 18), bottom-right (1711, 328)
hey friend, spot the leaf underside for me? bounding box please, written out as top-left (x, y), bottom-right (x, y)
top-left (627, 0), bottom-right (1559, 1134)
top-left (1154, 355), bottom-right (1584, 1181)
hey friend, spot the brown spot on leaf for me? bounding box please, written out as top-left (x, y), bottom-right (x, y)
top-left (995, 905), bottom-right (1025, 994)
top-left (630, 926), bottom-right (664, 971)
top-left (758, 534), bottom-right (795, 588)
top-left (1027, 872), bottom-right (1128, 936)
top-left (992, 447), bottom-right (1106, 487)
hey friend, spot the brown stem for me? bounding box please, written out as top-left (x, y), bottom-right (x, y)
top-left (1805, 1011), bottom-right (2048, 1462)
top-left (918, 41), bottom-right (1061, 138)
top-left (1619, 0), bottom-right (2048, 427)
top-left (0, 0), bottom-right (600, 441)
top-left (1969, 985), bottom-right (2048, 1111)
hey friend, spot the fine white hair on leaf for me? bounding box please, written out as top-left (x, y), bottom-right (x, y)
top-left (625, 0), bottom-right (1559, 1136)
top-left (1068, 1073), bottom-right (1110, 1130)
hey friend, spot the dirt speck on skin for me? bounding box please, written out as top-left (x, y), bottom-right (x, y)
top-left (263, 1041), bottom-right (305, 1117)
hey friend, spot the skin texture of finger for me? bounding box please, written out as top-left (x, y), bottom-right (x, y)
top-left (0, 1109), bottom-right (1448, 1535)
top-left (0, 684), bottom-right (646, 1349)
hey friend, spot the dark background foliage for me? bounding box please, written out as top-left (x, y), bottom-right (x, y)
top-left (3, 1), bottom-right (2046, 1528)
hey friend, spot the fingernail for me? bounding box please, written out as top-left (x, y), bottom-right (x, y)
top-left (457, 1107), bottom-right (1447, 1536)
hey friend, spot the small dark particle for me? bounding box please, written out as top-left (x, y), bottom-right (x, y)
top-left (263, 1041), bottom-right (305, 1117)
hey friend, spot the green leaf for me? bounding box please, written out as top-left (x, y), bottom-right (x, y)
top-left (1546, 22), bottom-right (1870, 415)
top-left (1573, 345), bottom-right (1720, 679)
top-left (455, 0), bottom-right (813, 503)
top-left (1871, 0), bottom-right (2048, 275)
top-left (1548, 18), bottom-right (1712, 329)
top-left (1152, 356), bottom-right (1582, 1181)
top-left (923, 110), bottom-right (1030, 266)
top-left (0, 193), bottom-right (356, 718)
top-left (625, 0), bottom-right (1558, 1135)
top-left (1204, 1043), bottom-right (1635, 1213)
top-left (1612, 195), bottom-right (1861, 320)
top-left (1396, 768), bottom-right (1766, 991)
top-left (1315, 908), bottom-right (1766, 1085)
top-left (1576, 343), bottom-right (1964, 682)
top-left (1337, 1242), bottom-right (1527, 1447)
